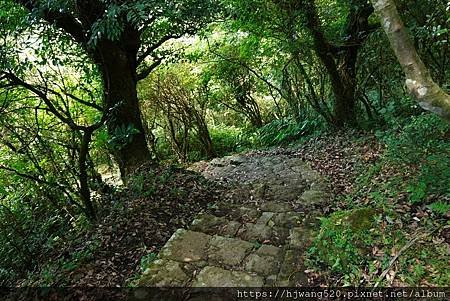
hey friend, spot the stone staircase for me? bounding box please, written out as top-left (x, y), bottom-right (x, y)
top-left (137, 153), bottom-right (328, 288)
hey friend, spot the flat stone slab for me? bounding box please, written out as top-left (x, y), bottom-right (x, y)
top-left (256, 244), bottom-right (282, 258)
top-left (159, 229), bottom-right (211, 262)
top-left (193, 266), bottom-right (264, 287)
top-left (256, 212), bottom-right (275, 225)
top-left (237, 223), bottom-right (273, 242)
top-left (236, 206), bottom-right (261, 221)
top-left (300, 190), bottom-right (327, 205)
top-left (276, 250), bottom-right (308, 286)
top-left (260, 202), bottom-right (293, 213)
top-left (207, 236), bottom-right (254, 267)
top-left (190, 214), bottom-right (228, 234)
top-left (289, 227), bottom-right (315, 249)
top-left (138, 259), bottom-right (190, 287)
top-left (301, 168), bottom-right (322, 184)
top-left (219, 221), bottom-right (242, 237)
top-left (270, 227), bottom-right (290, 245)
top-left (244, 253), bottom-right (279, 276)
top-left (272, 212), bottom-right (303, 228)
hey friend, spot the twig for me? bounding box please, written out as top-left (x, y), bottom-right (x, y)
top-left (373, 231), bottom-right (433, 288)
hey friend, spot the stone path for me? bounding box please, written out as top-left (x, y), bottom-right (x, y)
top-left (138, 153), bottom-right (329, 287)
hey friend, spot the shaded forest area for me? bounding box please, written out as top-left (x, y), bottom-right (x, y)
top-left (0, 0), bottom-right (449, 288)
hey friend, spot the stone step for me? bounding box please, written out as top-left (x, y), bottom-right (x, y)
top-left (138, 222), bottom-right (315, 287)
top-left (138, 154), bottom-right (328, 288)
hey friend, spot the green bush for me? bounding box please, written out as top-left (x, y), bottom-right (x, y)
top-left (0, 190), bottom-right (71, 285)
top-left (307, 208), bottom-right (379, 275)
top-left (377, 113), bottom-right (450, 203)
top-left (255, 118), bottom-right (321, 147)
top-left (209, 125), bottom-right (252, 156)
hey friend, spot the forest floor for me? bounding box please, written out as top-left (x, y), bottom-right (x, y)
top-left (19, 130), bottom-right (449, 287)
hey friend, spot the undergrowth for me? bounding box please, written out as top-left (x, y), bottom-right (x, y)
top-left (307, 113), bottom-right (450, 286)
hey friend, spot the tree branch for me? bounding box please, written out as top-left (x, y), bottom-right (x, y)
top-left (15, 0), bottom-right (86, 43)
top-left (137, 34), bottom-right (182, 66)
top-left (370, 0), bottom-right (450, 121)
top-left (137, 58), bottom-right (163, 81)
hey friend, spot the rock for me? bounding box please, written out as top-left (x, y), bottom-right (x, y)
top-left (138, 259), bottom-right (190, 287)
top-left (260, 202), bottom-right (293, 213)
top-left (272, 212), bottom-right (302, 228)
top-left (220, 221), bottom-right (242, 237)
top-left (159, 229), bottom-right (211, 262)
top-left (237, 206), bottom-right (261, 220)
top-left (302, 215), bottom-right (321, 229)
top-left (207, 235), bottom-right (254, 267)
top-left (276, 250), bottom-right (308, 286)
top-left (193, 266), bottom-right (264, 287)
top-left (300, 190), bottom-right (327, 205)
top-left (253, 183), bottom-right (268, 198)
top-left (238, 223), bottom-right (273, 242)
top-left (310, 181), bottom-right (328, 191)
top-left (265, 275), bottom-right (278, 287)
top-left (210, 158), bottom-right (227, 167)
top-left (256, 212), bottom-right (275, 225)
top-left (244, 253), bottom-right (279, 276)
top-left (256, 244), bottom-right (282, 258)
top-left (190, 214), bottom-right (228, 234)
top-left (288, 227), bottom-right (315, 249)
top-left (136, 153), bottom-right (327, 289)
top-left (301, 168), bottom-right (322, 184)
top-left (271, 227), bottom-right (290, 245)
top-left (230, 156), bottom-right (246, 166)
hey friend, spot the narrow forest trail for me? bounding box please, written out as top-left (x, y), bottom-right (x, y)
top-left (137, 151), bottom-right (330, 287)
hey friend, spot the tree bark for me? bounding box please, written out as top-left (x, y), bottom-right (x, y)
top-left (370, 0), bottom-right (450, 121)
top-left (303, 0), bottom-right (374, 126)
top-left (95, 36), bottom-right (152, 178)
top-left (79, 129), bottom-right (97, 220)
top-left (303, 1), bottom-right (355, 125)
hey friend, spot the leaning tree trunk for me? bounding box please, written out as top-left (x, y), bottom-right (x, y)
top-left (304, 0), bottom-right (374, 126)
top-left (96, 39), bottom-right (152, 178)
top-left (370, 0), bottom-right (450, 121)
top-left (304, 1), bottom-right (357, 126)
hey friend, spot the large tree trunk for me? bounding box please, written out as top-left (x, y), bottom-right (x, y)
top-left (304, 1), bottom-right (356, 126)
top-left (370, 0), bottom-right (450, 121)
top-left (303, 0), bottom-right (374, 126)
top-left (96, 38), bottom-right (152, 178)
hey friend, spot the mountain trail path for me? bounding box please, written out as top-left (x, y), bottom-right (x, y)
top-left (137, 150), bottom-right (329, 287)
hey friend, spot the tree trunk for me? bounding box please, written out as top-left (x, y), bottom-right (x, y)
top-left (96, 39), bottom-right (152, 178)
top-left (370, 0), bottom-right (450, 121)
top-left (194, 113), bottom-right (216, 159)
top-left (304, 1), bottom-right (357, 126)
top-left (79, 130), bottom-right (97, 220)
top-left (303, 0), bottom-right (374, 126)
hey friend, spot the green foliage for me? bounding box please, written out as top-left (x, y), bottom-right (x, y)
top-left (26, 238), bottom-right (100, 286)
top-left (323, 113), bottom-right (450, 286)
top-left (108, 124), bottom-right (141, 151)
top-left (307, 208), bottom-right (378, 276)
top-left (209, 125), bottom-right (250, 156)
top-left (256, 118), bottom-right (322, 147)
top-left (377, 114), bottom-right (450, 204)
top-left (427, 201), bottom-right (450, 216)
top-left (0, 192), bottom-right (72, 285)
top-left (140, 252), bottom-right (157, 272)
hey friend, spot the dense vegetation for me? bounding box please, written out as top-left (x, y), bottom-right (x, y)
top-left (0, 0), bottom-right (448, 287)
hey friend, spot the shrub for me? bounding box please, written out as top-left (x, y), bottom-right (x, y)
top-left (307, 208), bottom-right (379, 275)
top-left (255, 118), bottom-right (322, 147)
top-left (377, 113), bottom-right (450, 204)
